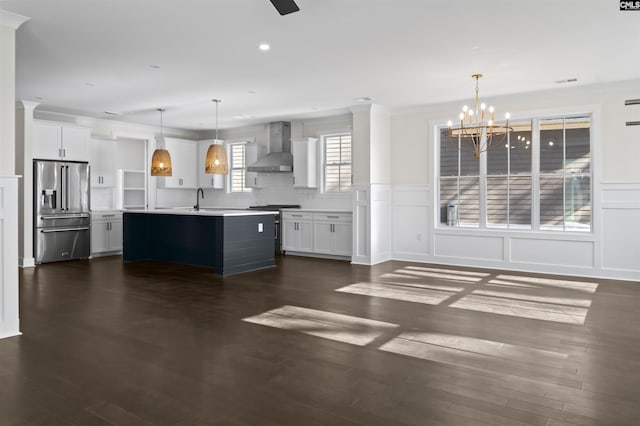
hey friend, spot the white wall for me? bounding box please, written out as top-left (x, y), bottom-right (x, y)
top-left (389, 79), bottom-right (640, 280)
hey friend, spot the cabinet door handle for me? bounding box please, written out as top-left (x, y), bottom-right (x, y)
top-left (293, 176), bottom-right (296, 184)
top-left (63, 148), bottom-right (66, 157)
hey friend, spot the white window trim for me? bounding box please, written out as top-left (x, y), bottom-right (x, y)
top-left (225, 138), bottom-right (253, 195)
top-left (319, 130), bottom-right (353, 195)
top-left (433, 105), bottom-right (601, 236)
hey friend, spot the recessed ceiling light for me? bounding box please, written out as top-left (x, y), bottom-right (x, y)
top-left (248, 90), bottom-right (256, 94)
top-left (149, 64), bottom-right (161, 69)
top-left (259, 43), bottom-right (270, 51)
top-left (354, 96), bottom-right (374, 102)
top-left (85, 82), bottom-right (97, 87)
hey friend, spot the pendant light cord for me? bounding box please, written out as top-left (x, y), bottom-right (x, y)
top-left (212, 99), bottom-right (221, 140)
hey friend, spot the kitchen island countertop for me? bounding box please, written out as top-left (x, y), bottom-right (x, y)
top-left (126, 208), bottom-right (278, 217)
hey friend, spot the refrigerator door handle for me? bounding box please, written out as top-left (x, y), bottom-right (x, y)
top-left (65, 165), bottom-right (70, 210)
top-left (60, 165), bottom-right (65, 211)
top-left (40, 227), bottom-right (90, 233)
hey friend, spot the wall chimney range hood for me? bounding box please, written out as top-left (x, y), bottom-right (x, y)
top-left (247, 121), bottom-right (293, 173)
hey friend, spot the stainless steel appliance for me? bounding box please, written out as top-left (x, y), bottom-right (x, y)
top-left (34, 160), bottom-right (91, 263)
top-left (247, 204), bottom-right (301, 254)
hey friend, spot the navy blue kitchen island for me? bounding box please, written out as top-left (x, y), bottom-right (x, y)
top-left (123, 209), bottom-right (277, 276)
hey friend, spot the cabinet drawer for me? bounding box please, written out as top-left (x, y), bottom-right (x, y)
top-left (93, 211), bottom-right (123, 220)
top-left (313, 213), bottom-right (352, 222)
top-left (282, 212), bottom-right (313, 221)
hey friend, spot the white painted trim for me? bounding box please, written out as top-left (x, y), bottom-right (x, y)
top-left (19, 257), bottom-right (35, 268)
top-left (0, 177), bottom-right (21, 339)
top-left (0, 10), bottom-right (29, 30)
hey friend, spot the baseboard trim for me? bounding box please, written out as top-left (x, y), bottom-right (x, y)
top-left (19, 257), bottom-right (35, 268)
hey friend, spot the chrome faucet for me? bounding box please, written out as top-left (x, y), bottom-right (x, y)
top-left (194, 188), bottom-right (204, 211)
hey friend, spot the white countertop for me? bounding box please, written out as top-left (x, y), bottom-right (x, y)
top-left (281, 208), bottom-right (352, 214)
top-left (124, 208), bottom-right (278, 217)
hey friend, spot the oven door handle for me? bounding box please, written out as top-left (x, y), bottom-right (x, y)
top-left (41, 227), bottom-right (90, 233)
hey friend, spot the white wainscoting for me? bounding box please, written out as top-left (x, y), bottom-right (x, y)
top-left (0, 177), bottom-right (21, 339)
top-left (600, 182), bottom-right (640, 278)
top-left (510, 237), bottom-right (594, 268)
top-left (392, 185), bottom-right (430, 262)
top-left (352, 185), bottom-right (369, 264)
top-left (390, 183), bottom-right (640, 281)
top-left (434, 233), bottom-right (504, 262)
top-left (352, 184), bottom-right (391, 265)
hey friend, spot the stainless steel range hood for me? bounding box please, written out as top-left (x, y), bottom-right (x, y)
top-left (247, 121), bottom-right (293, 173)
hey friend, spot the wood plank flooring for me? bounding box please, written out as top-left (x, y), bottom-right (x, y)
top-left (3, 255), bottom-right (640, 425)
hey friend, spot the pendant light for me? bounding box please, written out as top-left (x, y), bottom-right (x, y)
top-left (205, 99), bottom-right (228, 175)
top-left (150, 108), bottom-right (172, 176)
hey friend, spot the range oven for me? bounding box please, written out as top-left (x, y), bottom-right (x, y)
top-left (247, 204), bottom-right (301, 254)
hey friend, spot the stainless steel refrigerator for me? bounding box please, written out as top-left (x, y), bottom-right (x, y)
top-left (34, 160), bottom-right (91, 263)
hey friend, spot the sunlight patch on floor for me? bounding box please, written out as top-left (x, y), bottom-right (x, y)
top-left (450, 294), bottom-right (589, 324)
top-left (382, 268), bottom-right (487, 283)
top-left (336, 281), bottom-right (461, 305)
top-left (472, 289), bottom-right (593, 308)
top-left (379, 332), bottom-right (570, 374)
top-left (493, 275), bottom-right (599, 293)
top-left (243, 305), bottom-right (398, 346)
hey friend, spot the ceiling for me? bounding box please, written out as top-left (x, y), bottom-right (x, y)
top-left (2, 0), bottom-right (639, 131)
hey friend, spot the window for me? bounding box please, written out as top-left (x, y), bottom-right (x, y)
top-left (229, 143), bottom-right (251, 193)
top-left (438, 114), bottom-right (591, 232)
top-left (539, 117), bottom-right (591, 231)
top-left (322, 133), bottom-right (352, 193)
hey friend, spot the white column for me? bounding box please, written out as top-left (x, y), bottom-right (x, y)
top-left (16, 101), bottom-right (39, 267)
top-left (350, 104), bottom-right (392, 265)
top-left (0, 9), bottom-right (29, 339)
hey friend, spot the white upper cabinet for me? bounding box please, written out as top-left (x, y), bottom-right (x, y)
top-left (33, 121), bottom-right (89, 162)
top-left (89, 138), bottom-right (116, 187)
top-left (197, 140), bottom-right (225, 189)
top-left (157, 138), bottom-right (198, 189)
top-left (291, 137), bottom-right (317, 188)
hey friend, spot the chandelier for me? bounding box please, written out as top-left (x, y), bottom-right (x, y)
top-left (448, 74), bottom-right (512, 158)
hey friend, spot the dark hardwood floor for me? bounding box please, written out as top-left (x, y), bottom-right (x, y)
top-left (3, 255), bottom-right (640, 425)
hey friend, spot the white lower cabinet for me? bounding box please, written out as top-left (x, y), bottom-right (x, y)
top-left (282, 210), bottom-right (352, 258)
top-left (313, 213), bottom-right (352, 256)
top-left (282, 212), bottom-right (313, 253)
top-left (91, 211), bottom-right (123, 254)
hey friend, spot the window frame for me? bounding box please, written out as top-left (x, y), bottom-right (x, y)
top-left (226, 140), bottom-right (252, 194)
top-left (320, 131), bottom-right (353, 194)
top-left (435, 109), bottom-right (595, 234)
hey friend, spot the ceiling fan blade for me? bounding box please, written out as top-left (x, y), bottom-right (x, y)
top-left (269, 0), bottom-right (300, 15)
